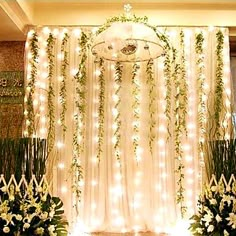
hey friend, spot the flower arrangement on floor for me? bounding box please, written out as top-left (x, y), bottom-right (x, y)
top-left (0, 177), bottom-right (68, 236)
top-left (189, 175), bottom-right (236, 236)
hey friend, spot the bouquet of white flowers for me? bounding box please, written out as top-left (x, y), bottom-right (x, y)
top-left (0, 182), bottom-right (68, 236)
top-left (189, 179), bottom-right (236, 236)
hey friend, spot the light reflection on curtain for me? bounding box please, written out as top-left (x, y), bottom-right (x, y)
top-left (24, 27), bottom-right (231, 234)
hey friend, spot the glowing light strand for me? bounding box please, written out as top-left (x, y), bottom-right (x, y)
top-left (146, 59), bottom-right (156, 156)
top-left (97, 58), bottom-right (105, 163)
top-left (26, 32), bottom-right (39, 136)
top-left (46, 33), bottom-right (56, 153)
top-left (131, 63), bottom-right (141, 163)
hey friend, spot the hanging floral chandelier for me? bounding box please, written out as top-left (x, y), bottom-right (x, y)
top-left (91, 4), bottom-right (165, 62)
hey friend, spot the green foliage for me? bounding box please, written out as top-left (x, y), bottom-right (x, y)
top-left (0, 138), bottom-right (47, 182)
top-left (97, 58), bottom-right (105, 163)
top-left (46, 33), bottom-right (56, 153)
top-left (26, 32), bottom-right (39, 137)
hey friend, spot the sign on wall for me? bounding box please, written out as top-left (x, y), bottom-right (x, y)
top-left (0, 71), bottom-right (24, 103)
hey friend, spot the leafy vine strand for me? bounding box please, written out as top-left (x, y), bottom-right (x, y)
top-left (59, 33), bottom-right (69, 139)
top-left (214, 30), bottom-right (224, 138)
top-left (46, 33), bottom-right (56, 153)
top-left (97, 58), bottom-right (105, 163)
top-left (131, 63), bottom-right (141, 163)
top-left (26, 32), bottom-right (39, 137)
top-left (146, 59), bottom-right (156, 156)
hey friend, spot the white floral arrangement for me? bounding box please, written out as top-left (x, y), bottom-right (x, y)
top-left (189, 175), bottom-right (236, 236)
top-left (0, 177), bottom-right (68, 236)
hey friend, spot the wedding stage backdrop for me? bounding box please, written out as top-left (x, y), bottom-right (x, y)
top-left (24, 24), bottom-right (232, 234)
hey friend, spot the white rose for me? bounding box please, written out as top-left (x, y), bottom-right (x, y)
top-left (23, 223), bottom-right (30, 229)
top-left (48, 225), bottom-right (55, 233)
top-left (3, 226), bottom-right (10, 233)
top-left (40, 212), bottom-right (48, 220)
top-left (216, 214), bottom-right (222, 222)
top-left (49, 210), bottom-right (55, 218)
top-left (224, 229), bottom-right (230, 236)
top-left (209, 199), bottom-right (217, 205)
top-left (15, 214), bottom-right (23, 221)
top-left (207, 224), bottom-right (214, 232)
top-left (34, 227), bottom-right (44, 235)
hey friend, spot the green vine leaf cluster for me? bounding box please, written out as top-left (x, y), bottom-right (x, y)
top-left (72, 31), bottom-right (88, 199)
top-left (59, 33), bottom-right (69, 139)
top-left (26, 32), bottom-right (39, 137)
top-left (195, 32), bottom-right (206, 167)
top-left (46, 33), bottom-right (56, 153)
top-left (214, 30), bottom-right (224, 139)
top-left (131, 63), bottom-right (141, 163)
top-left (97, 58), bottom-right (105, 163)
top-left (146, 59), bottom-right (156, 156)
top-left (114, 62), bottom-right (123, 165)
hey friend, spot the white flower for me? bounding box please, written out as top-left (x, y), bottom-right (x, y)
top-left (40, 211), bottom-right (48, 220)
top-left (196, 227), bottom-right (203, 234)
top-left (9, 195), bottom-right (15, 201)
top-left (223, 194), bottom-right (232, 206)
top-left (209, 198), bottom-right (217, 205)
top-left (207, 224), bottom-right (214, 232)
top-left (41, 194), bottom-right (47, 202)
top-left (48, 225), bottom-right (55, 232)
top-left (49, 210), bottom-right (55, 218)
top-left (202, 211), bottom-right (214, 226)
top-left (34, 227), bottom-right (44, 235)
top-left (216, 214), bottom-right (222, 222)
top-left (1, 186), bottom-right (7, 193)
top-left (23, 222), bottom-right (30, 229)
top-left (226, 212), bottom-right (236, 229)
top-left (211, 186), bottom-right (217, 192)
top-left (15, 214), bottom-right (23, 221)
top-left (224, 229), bottom-right (230, 236)
top-left (3, 226), bottom-right (10, 233)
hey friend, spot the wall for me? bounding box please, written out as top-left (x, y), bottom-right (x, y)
top-left (0, 41), bottom-right (25, 138)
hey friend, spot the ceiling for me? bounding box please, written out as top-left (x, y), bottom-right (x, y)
top-left (2, 0), bottom-right (236, 41)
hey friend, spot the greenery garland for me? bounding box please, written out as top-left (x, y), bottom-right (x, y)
top-left (97, 58), bottom-right (105, 163)
top-left (131, 63), bottom-right (141, 163)
top-left (214, 30), bottom-right (224, 138)
top-left (114, 62), bottom-right (123, 165)
top-left (195, 31), bottom-right (206, 185)
top-left (173, 30), bottom-right (188, 217)
top-left (146, 59), bottom-right (156, 156)
top-left (59, 33), bottom-right (69, 139)
top-left (26, 32), bottom-right (39, 137)
top-left (72, 31), bottom-right (88, 200)
top-left (46, 33), bottom-right (56, 153)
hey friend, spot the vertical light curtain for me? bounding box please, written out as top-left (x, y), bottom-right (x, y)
top-left (24, 26), bottom-right (231, 234)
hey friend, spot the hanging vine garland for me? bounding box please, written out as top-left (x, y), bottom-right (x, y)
top-left (146, 59), bottom-right (156, 156)
top-left (46, 33), bottom-right (56, 153)
top-left (97, 58), bottom-right (105, 163)
top-left (131, 63), bottom-right (141, 163)
top-left (72, 31), bottom-right (88, 200)
top-left (214, 30), bottom-right (224, 138)
top-left (59, 32), bottom-right (69, 139)
top-left (26, 32), bottom-right (39, 137)
top-left (195, 31), bottom-right (206, 187)
top-left (114, 62), bottom-right (123, 165)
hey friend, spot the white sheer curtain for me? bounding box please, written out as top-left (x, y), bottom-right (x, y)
top-left (24, 26), bottom-right (231, 234)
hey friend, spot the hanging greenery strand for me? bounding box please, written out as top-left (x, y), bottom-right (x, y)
top-left (26, 32), bottom-right (39, 137)
top-left (173, 30), bottom-right (188, 218)
top-left (114, 62), bottom-right (123, 165)
top-left (214, 30), bottom-right (224, 138)
top-left (146, 59), bottom-right (156, 156)
top-left (72, 31), bottom-right (88, 201)
top-left (131, 63), bottom-right (141, 163)
top-left (46, 33), bottom-right (56, 153)
top-left (97, 58), bottom-right (105, 163)
top-left (195, 31), bottom-right (206, 188)
top-left (59, 33), bottom-right (69, 139)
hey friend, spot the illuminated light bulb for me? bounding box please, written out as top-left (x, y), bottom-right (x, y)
top-left (187, 123), bottom-right (195, 130)
top-left (158, 139), bottom-right (165, 146)
top-left (79, 180), bottom-right (84, 187)
top-left (57, 141), bottom-right (64, 149)
top-left (115, 216), bottom-right (124, 226)
top-left (62, 28), bottom-right (68, 34)
top-left (27, 52), bottom-right (32, 59)
top-left (40, 82), bottom-right (46, 89)
top-left (121, 228), bottom-right (127, 233)
top-left (225, 133), bottom-right (230, 140)
top-left (91, 202), bottom-right (97, 210)
top-left (33, 99), bottom-right (38, 106)
top-left (185, 155), bottom-right (193, 162)
top-left (26, 119), bottom-right (30, 126)
top-left (39, 106), bottom-right (45, 112)
top-left (27, 65), bottom-right (32, 72)
top-left (75, 47), bottom-right (81, 53)
top-left (71, 68), bottom-right (78, 76)
top-left (134, 178), bottom-right (140, 186)
top-left (162, 193), bottom-right (168, 201)
top-left (136, 156), bottom-right (142, 162)
top-left (226, 99), bottom-right (231, 108)
top-left (42, 72), bottom-right (48, 78)
top-left (39, 49), bottom-right (46, 57)
top-left (112, 108), bottom-right (118, 116)
top-left (43, 27), bottom-right (50, 34)
top-left (23, 130), bottom-right (28, 136)
top-left (226, 88), bottom-right (231, 96)
top-left (110, 64), bottom-right (115, 70)
top-left (73, 28), bottom-right (81, 37)
top-left (27, 29), bottom-right (35, 38)
top-left (133, 225), bottom-right (141, 232)
top-left (222, 120), bottom-right (228, 128)
top-left (91, 180), bottom-right (97, 186)
top-left (24, 96), bottom-right (28, 103)
top-left (24, 110), bottom-right (28, 116)
top-left (155, 184), bottom-right (162, 191)
top-left (40, 128), bottom-right (46, 134)
top-left (91, 157), bottom-right (98, 163)
top-left (57, 53), bottom-right (64, 60)
top-left (112, 94), bottom-right (119, 102)
top-left (208, 25), bottom-right (215, 32)
top-left (187, 178), bottom-right (194, 184)
top-left (159, 125), bottom-right (165, 132)
top-left (187, 189), bottom-right (193, 196)
top-left (112, 53), bottom-right (118, 58)
top-left (226, 112), bottom-right (231, 119)
top-left (61, 186), bottom-right (67, 193)
top-left (114, 185), bottom-right (123, 196)
top-left (39, 95), bottom-right (45, 102)
top-left (58, 162), bottom-right (65, 169)
top-left (94, 69), bottom-right (101, 76)
top-left (159, 162), bottom-right (165, 168)
top-left (52, 28), bottom-right (59, 36)
top-left (161, 172), bottom-right (167, 179)
top-left (115, 173), bottom-right (122, 181)
top-left (92, 27), bottom-right (98, 34)
top-left (43, 62), bottom-right (48, 68)
top-left (41, 116), bottom-right (46, 124)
